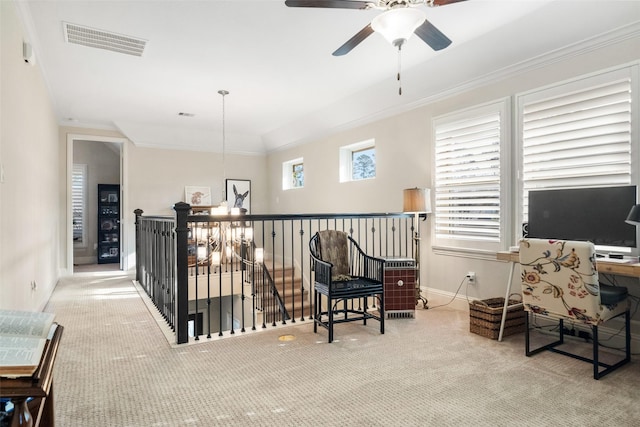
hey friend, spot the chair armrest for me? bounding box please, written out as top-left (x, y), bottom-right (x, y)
top-left (310, 252), bottom-right (333, 287)
top-left (358, 253), bottom-right (385, 283)
top-left (348, 236), bottom-right (385, 282)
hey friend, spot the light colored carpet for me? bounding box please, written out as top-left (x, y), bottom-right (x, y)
top-left (45, 273), bottom-right (640, 426)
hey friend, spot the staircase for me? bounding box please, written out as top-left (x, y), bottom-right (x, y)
top-left (268, 264), bottom-right (311, 323)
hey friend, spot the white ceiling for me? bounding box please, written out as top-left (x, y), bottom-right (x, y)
top-left (17, 0), bottom-right (640, 154)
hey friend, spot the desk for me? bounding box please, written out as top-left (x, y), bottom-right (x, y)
top-left (0, 325), bottom-right (63, 426)
top-left (496, 251), bottom-right (640, 341)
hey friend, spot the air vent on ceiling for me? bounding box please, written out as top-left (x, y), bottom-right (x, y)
top-left (63, 22), bottom-right (146, 57)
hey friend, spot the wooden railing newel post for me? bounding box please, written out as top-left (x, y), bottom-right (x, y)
top-left (134, 209), bottom-right (144, 283)
top-left (174, 202), bottom-right (191, 344)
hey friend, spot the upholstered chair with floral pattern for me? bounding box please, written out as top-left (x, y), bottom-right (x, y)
top-left (519, 238), bottom-right (631, 379)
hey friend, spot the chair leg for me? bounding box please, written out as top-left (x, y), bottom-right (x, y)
top-left (363, 297), bottom-right (368, 326)
top-left (313, 291), bottom-right (319, 334)
top-left (328, 300), bottom-right (334, 343)
top-left (379, 293), bottom-right (385, 335)
top-left (626, 308), bottom-right (632, 361)
top-left (525, 313), bottom-right (563, 356)
top-left (593, 310), bottom-right (631, 379)
top-left (592, 324), bottom-right (599, 379)
top-left (526, 311), bottom-right (630, 379)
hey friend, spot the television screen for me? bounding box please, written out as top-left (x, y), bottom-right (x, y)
top-left (527, 185), bottom-right (637, 248)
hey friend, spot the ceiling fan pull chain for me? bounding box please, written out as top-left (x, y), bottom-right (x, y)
top-left (397, 44), bottom-right (402, 96)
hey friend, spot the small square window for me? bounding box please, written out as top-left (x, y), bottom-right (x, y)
top-left (283, 158), bottom-right (304, 190)
top-left (340, 140), bottom-right (375, 182)
top-left (351, 147), bottom-right (376, 180)
top-left (292, 162), bottom-right (304, 188)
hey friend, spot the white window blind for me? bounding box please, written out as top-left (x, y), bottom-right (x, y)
top-left (434, 105), bottom-right (503, 249)
top-left (521, 73), bottom-right (632, 222)
top-left (72, 164), bottom-right (87, 247)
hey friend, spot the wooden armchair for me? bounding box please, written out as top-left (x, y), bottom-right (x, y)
top-left (309, 230), bottom-right (385, 343)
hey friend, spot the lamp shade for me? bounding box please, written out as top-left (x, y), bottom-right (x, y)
top-left (403, 188), bottom-right (432, 213)
top-left (371, 8), bottom-right (425, 47)
top-left (626, 204), bottom-right (640, 225)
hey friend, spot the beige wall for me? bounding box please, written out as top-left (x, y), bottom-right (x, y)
top-left (267, 35), bottom-right (640, 304)
top-left (127, 146), bottom-right (267, 217)
top-left (1, 0), bottom-right (60, 310)
top-left (124, 144), bottom-right (267, 269)
top-left (269, 108), bottom-right (429, 215)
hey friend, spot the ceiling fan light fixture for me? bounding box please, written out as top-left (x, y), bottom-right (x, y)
top-left (371, 8), bottom-right (426, 47)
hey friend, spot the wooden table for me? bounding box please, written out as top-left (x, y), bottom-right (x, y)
top-left (496, 251), bottom-right (640, 341)
top-left (1, 325), bottom-right (63, 426)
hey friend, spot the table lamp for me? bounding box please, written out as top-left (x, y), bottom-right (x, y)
top-left (625, 204), bottom-right (640, 225)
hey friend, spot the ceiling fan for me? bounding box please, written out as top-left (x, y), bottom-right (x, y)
top-left (284, 0), bottom-right (467, 56)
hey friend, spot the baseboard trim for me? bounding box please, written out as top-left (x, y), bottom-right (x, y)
top-left (74, 256), bottom-right (96, 265)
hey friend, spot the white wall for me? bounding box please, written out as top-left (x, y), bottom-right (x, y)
top-left (1, 0), bottom-right (60, 310)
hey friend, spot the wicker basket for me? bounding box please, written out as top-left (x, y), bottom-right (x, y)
top-left (469, 294), bottom-right (525, 340)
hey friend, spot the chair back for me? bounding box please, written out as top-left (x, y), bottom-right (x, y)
top-left (314, 230), bottom-right (351, 277)
top-left (519, 238), bottom-right (606, 324)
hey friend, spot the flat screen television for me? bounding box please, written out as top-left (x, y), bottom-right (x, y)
top-left (527, 185), bottom-right (637, 249)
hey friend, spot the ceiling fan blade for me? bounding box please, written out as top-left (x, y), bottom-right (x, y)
top-left (332, 24), bottom-right (374, 56)
top-left (285, 0), bottom-right (370, 10)
top-left (429, 0), bottom-right (467, 6)
top-left (414, 19), bottom-right (452, 51)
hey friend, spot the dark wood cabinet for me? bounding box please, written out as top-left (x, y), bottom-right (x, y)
top-left (97, 184), bottom-right (120, 264)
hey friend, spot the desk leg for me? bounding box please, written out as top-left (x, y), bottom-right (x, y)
top-left (42, 384), bottom-right (55, 426)
top-left (498, 261), bottom-right (516, 342)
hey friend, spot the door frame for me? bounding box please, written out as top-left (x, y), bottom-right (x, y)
top-left (66, 134), bottom-right (129, 274)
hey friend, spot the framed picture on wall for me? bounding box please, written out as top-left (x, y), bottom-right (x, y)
top-left (226, 179), bottom-right (251, 213)
top-left (185, 186), bottom-right (212, 206)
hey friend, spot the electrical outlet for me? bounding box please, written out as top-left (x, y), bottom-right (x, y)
top-left (467, 272), bottom-right (476, 284)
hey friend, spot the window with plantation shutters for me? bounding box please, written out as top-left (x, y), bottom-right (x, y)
top-left (433, 100), bottom-right (509, 252)
top-left (519, 67), bottom-right (634, 225)
top-left (72, 164), bottom-right (87, 247)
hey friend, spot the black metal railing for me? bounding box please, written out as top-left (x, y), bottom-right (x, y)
top-left (135, 205), bottom-right (415, 344)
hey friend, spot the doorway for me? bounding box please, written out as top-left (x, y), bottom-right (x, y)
top-left (66, 134), bottom-right (128, 274)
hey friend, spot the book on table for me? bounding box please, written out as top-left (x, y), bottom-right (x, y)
top-left (0, 310), bottom-right (57, 377)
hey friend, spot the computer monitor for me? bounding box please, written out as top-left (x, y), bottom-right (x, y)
top-left (527, 185), bottom-right (637, 250)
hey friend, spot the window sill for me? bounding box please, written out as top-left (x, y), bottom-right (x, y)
top-left (432, 245), bottom-right (500, 262)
